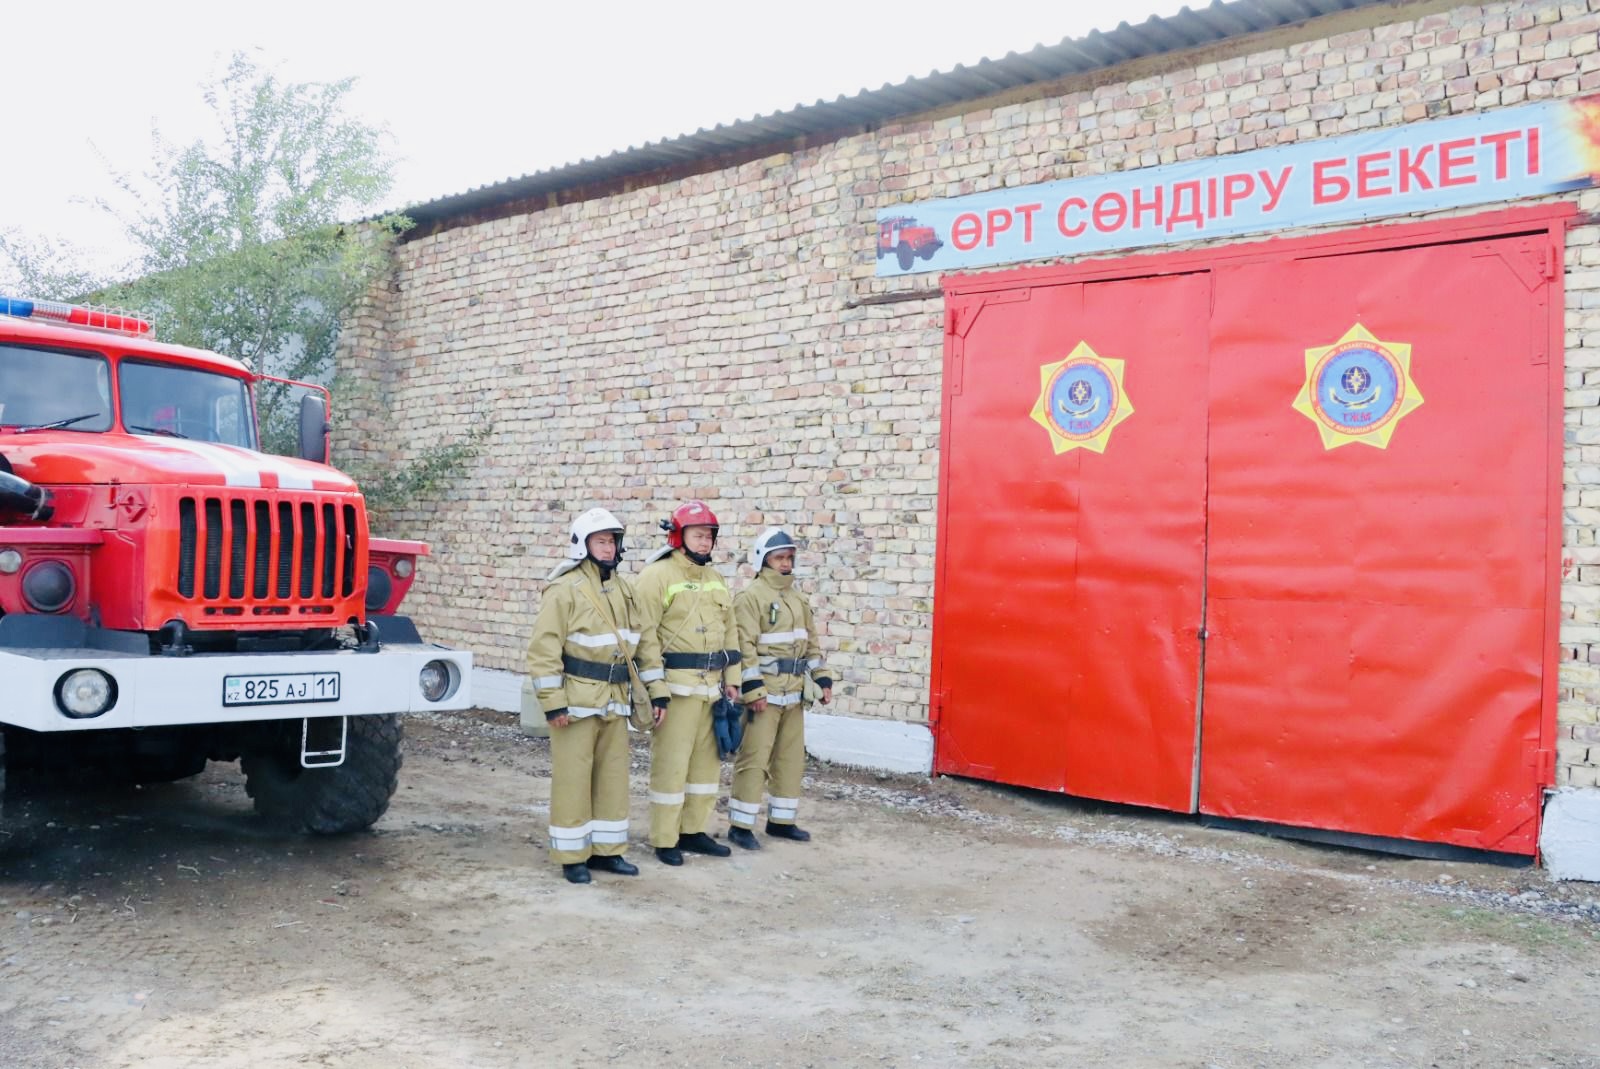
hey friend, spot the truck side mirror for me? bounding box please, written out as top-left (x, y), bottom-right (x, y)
top-left (298, 393), bottom-right (331, 464)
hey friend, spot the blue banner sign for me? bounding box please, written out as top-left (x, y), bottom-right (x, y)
top-left (875, 95), bottom-right (1600, 275)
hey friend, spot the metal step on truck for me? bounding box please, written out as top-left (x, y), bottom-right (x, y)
top-left (0, 296), bottom-right (472, 834)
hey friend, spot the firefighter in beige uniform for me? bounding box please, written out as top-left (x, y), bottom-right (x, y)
top-left (526, 508), bottom-right (649, 885)
top-left (634, 501), bottom-right (740, 866)
top-left (728, 528), bottom-right (832, 848)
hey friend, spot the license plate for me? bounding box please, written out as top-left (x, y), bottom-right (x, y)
top-left (223, 672), bottom-right (341, 707)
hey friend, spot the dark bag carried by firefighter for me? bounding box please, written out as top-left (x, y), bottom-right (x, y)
top-left (712, 697), bottom-right (745, 758)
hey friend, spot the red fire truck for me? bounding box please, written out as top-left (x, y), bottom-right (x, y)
top-left (0, 296), bottom-right (471, 833)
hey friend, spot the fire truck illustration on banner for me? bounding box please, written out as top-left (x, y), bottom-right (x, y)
top-left (877, 216), bottom-right (945, 271)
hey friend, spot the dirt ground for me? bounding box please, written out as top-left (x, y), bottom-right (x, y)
top-left (2, 710), bottom-right (1598, 1069)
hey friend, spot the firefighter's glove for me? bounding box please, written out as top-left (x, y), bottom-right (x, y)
top-left (712, 697), bottom-right (745, 759)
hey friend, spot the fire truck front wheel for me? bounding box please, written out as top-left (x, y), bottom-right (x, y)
top-left (241, 715), bottom-right (403, 834)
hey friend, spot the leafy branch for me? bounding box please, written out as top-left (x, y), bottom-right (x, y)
top-left (0, 52), bottom-right (482, 526)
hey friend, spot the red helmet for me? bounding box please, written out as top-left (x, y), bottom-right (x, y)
top-left (663, 500), bottom-right (719, 549)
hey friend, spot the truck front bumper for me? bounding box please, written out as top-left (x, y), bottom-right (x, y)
top-left (0, 641), bottom-right (473, 732)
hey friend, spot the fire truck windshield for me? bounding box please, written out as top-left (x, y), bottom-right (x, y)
top-left (120, 360), bottom-right (256, 449)
top-left (0, 344), bottom-right (114, 431)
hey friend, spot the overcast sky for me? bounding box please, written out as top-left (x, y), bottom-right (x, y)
top-left (1, 0), bottom-right (1190, 277)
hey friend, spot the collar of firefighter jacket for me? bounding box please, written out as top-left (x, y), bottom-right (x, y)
top-left (671, 548), bottom-right (718, 577)
top-left (759, 565), bottom-right (795, 591)
top-left (578, 557), bottom-right (614, 585)
top-left (659, 551), bottom-right (727, 609)
top-left (549, 553), bottom-right (619, 584)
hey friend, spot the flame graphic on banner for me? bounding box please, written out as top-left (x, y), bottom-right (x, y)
top-left (1566, 96), bottom-right (1600, 179)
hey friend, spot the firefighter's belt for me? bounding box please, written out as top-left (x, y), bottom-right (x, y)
top-left (663, 650), bottom-right (740, 671)
top-left (764, 657), bottom-right (809, 675)
top-left (561, 654), bottom-right (635, 684)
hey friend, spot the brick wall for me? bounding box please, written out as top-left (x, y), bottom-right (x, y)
top-left (337, 0), bottom-right (1600, 785)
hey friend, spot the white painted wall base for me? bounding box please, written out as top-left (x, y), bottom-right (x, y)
top-left (471, 667), bottom-right (523, 714)
top-left (472, 668), bottom-right (932, 775)
top-left (474, 671), bottom-right (1600, 865)
top-left (1541, 787), bottom-right (1600, 882)
top-left (803, 710), bottom-right (933, 775)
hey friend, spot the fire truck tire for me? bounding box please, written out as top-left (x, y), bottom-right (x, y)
top-left (896, 243), bottom-right (914, 271)
top-left (0, 732), bottom-right (7, 820)
top-left (241, 715), bottom-right (403, 834)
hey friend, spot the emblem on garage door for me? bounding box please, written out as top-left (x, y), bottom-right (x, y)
top-left (1029, 341), bottom-right (1135, 455)
top-left (1292, 323), bottom-right (1424, 450)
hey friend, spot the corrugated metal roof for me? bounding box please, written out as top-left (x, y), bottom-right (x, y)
top-left (399, 0), bottom-right (1393, 230)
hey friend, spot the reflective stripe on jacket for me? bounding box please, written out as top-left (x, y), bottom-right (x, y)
top-left (634, 550), bottom-right (740, 702)
top-left (526, 560), bottom-right (643, 719)
top-left (733, 567), bottom-right (826, 705)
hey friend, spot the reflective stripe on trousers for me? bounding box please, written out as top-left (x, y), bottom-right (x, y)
top-left (589, 817), bottom-right (629, 845)
top-left (728, 797), bottom-right (762, 828)
top-left (728, 795), bottom-right (800, 826)
top-left (549, 823), bottom-right (593, 852)
top-left (767, 796), bottom-right (800, 822)
top-left (549, 818), bottom-right (634, 850)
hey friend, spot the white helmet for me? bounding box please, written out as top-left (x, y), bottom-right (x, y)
top-left (567, 507), bottom-right (625, 561)
top-left (549, 507), bottom-right (625, 579)
top-left (750, 527), bottom-right (798, 571)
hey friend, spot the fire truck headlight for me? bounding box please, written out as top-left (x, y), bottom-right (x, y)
top-left (364, 565), bottom-right (393, 611)
top-left (393, 557), bottom-right (414, 579)
top-left (0, 548), bottom-right (21, 574)
top-left (418, 660), bottom-right (456, 703)
top-left (23, 561), bottom-right (76, 612)
top-left (55, 668), bottom-right (116, 718)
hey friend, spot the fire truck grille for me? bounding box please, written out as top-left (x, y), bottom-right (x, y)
top-left (175, 494), bottom-right (359, 609)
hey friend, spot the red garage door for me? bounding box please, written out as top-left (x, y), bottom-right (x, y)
top-left (1200, 233), bottom-right (1557, 855)
top-left (934, 273), bottom-right (1210, 812)
top-left (931, 207), bottom-right (1565, 856)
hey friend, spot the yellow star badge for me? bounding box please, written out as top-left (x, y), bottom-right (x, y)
top-left (1029, 341), bottom-right (1134, 455)
top-left (1292, 323), bottom-right (1423, 451)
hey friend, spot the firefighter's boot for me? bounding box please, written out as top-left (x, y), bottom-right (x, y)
top-left (766, 822), bottom-right (811, 842)
top-left (587, 854), bottom-right (639, 876)
top-left (678, 831), bottom-right (731, 857)
top-left (728, 826), bottom-right (761, 851)
top-left (655, 846), bottom-right (684, 866)
top-left (562, 862), bottom-right (592, 884)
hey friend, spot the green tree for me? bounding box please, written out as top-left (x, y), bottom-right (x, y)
top-left (0, 53), bottom-right (484, 530)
